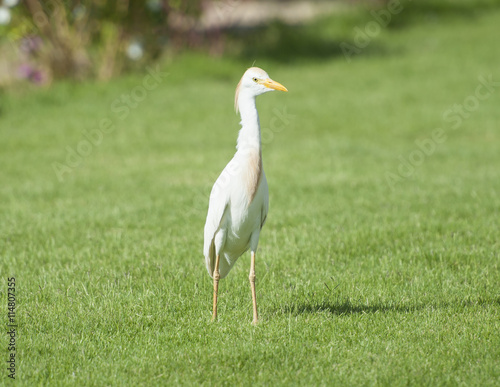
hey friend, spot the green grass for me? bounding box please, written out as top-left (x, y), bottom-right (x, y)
top-left (2, 3), bottom-right (500, 386)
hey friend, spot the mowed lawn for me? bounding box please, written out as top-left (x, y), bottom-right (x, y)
top-left (1, 4), bottom-right (500, 386)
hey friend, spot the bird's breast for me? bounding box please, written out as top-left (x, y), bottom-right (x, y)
top-left (242, 148), bottom-right (263, 205)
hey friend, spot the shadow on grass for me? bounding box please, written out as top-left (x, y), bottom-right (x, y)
top-left (227, 21), bottom-right (392, 64)
top-left (388, 0), bottom-right (500, 29)
top-left (279, 299), bottom-right (425, 316)
top-left (223, 0), bottom-right (500, 64)
top-left (276, 295), bottom-right (499, 317)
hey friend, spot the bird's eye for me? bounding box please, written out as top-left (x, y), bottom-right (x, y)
top-left (252, 77), bottom-right (258, 83)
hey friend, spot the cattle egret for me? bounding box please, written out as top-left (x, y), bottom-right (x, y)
top-left (204, 67), bottom-right (288, 324)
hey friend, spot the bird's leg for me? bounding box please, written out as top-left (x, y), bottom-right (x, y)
top-left (212, 254), bottom-right (221, 321)
top-left (249, 251), bottom-right (258, 324)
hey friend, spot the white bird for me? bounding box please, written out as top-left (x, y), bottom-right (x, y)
top-left (204, 67), bottom-right (288, 324)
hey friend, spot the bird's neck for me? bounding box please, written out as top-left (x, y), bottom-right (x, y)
top-left (236, 92), bottom-right (261, 153)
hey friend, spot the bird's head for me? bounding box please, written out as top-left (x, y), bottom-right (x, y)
top-left (235, 67), bottom-right (288, 112)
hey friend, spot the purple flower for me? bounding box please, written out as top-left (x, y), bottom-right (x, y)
top-left (18, 63), bottom-right (33, 78)
top-left (17, 63), bottom-right (46, 84)
top-left (30, 70), bottom-right (44, 84)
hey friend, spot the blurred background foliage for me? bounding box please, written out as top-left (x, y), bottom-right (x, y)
top-left (0, 0), bottom-right (205, 84)
top-left (0, 0), bottom-right (499, 86)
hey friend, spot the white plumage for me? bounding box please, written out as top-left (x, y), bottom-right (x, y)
top-left (203, 67), bottom-right (288, 323)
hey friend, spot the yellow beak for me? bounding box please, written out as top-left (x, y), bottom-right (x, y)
top-left (260, 78), bottom-right (288, 92)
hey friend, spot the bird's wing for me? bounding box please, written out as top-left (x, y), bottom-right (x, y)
top-left (203, 171), bottom-right (231, 276)
top-left (260, 207), bottom-right (268, 229)
top-left (260, 173), bottom-right (269, 229)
